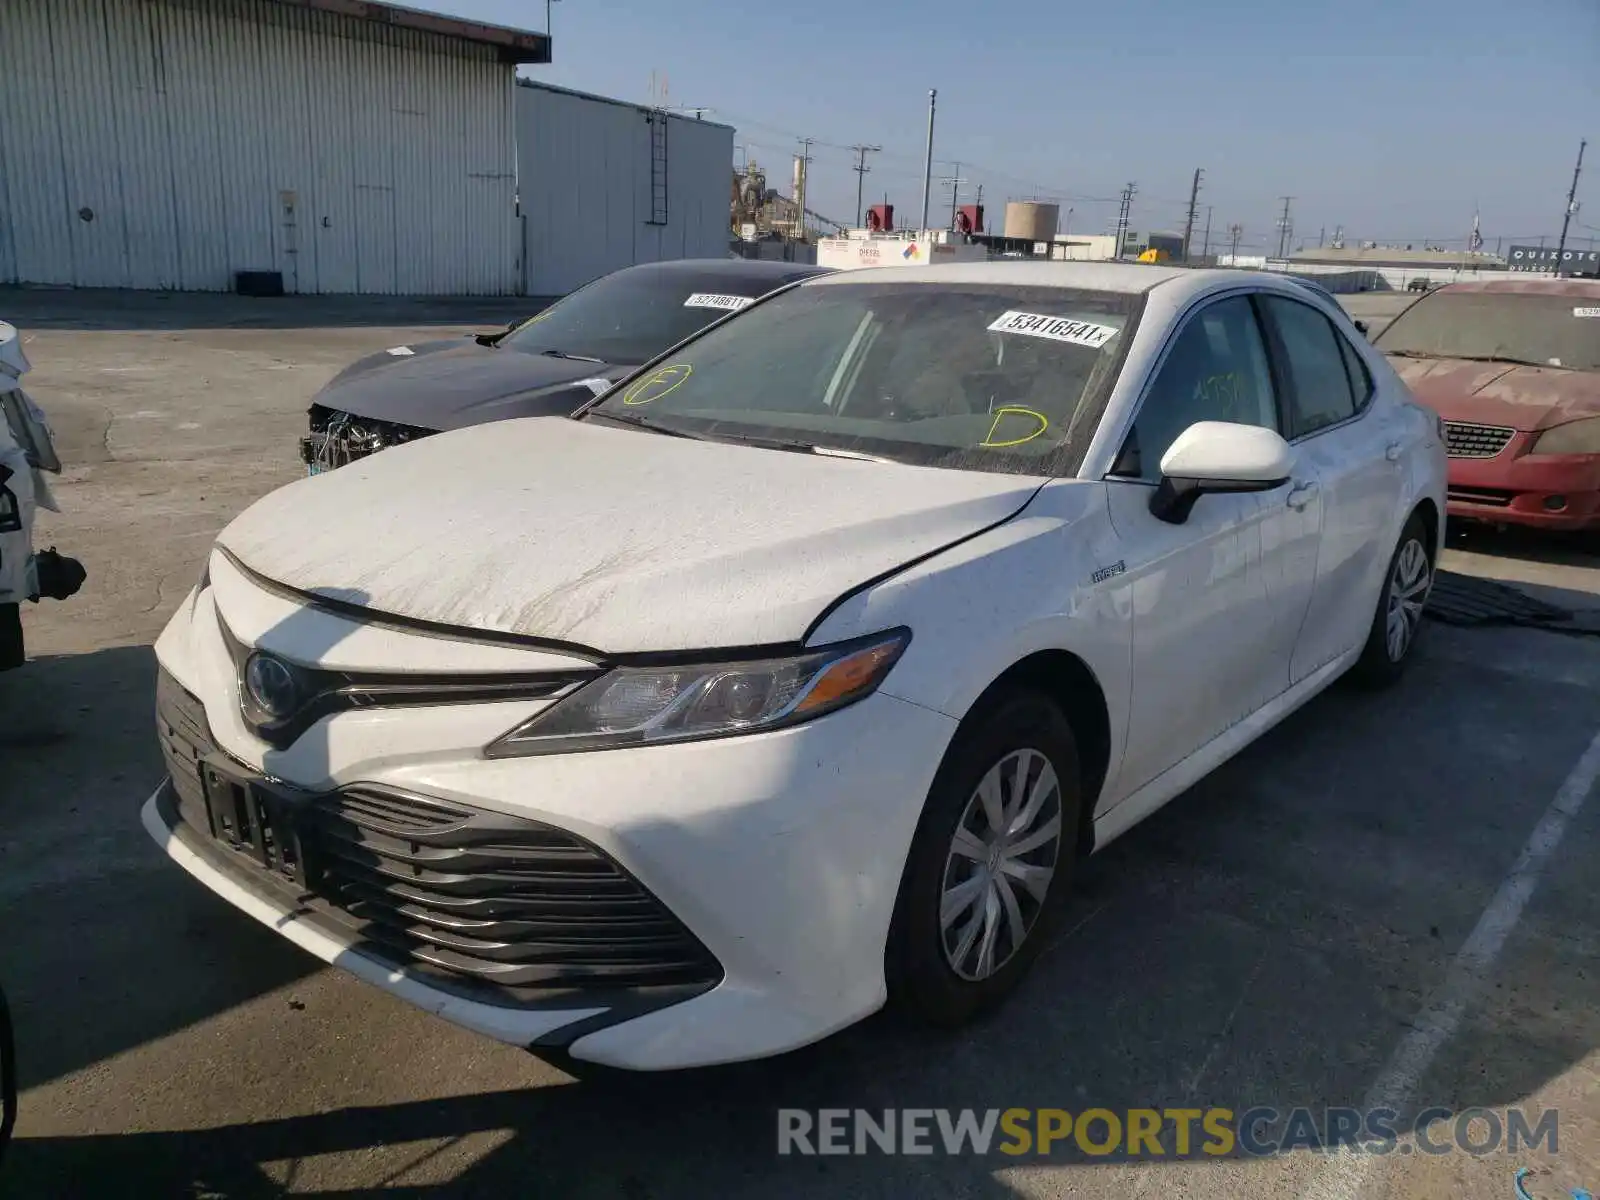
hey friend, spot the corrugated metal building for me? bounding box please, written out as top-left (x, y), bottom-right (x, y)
top-left (0, 0), bottom-right (549, 294)
top-left (517, 81), bottom-right (735, 296)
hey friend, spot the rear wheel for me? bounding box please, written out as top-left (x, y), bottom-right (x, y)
top-left (886, 690), bottom-right (1081, 1027)
top-left (1352, 512), bottom-right (1433, 687)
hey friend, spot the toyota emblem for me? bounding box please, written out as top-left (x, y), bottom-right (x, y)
top-left (244, 652), bottom-right (299, 720)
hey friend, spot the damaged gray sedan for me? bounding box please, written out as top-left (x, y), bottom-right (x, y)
top-left (301, 258), bottom-right (829, 471)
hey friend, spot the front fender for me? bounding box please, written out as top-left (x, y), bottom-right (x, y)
top-left (807, 480), bottom-right (1131, 796)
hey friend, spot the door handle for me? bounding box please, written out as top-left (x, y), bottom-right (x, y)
top-left (1286, 480), bottom-right (1319, 511)
top-left (1385, 441), bottom-right (1403, 462)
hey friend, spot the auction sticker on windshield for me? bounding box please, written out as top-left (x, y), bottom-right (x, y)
top-left (683, 293), bottom-right (755, 311)
top-left (987, 311), bottom-right (1120, 348)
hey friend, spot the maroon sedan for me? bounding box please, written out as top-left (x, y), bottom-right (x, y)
top-left (1375, 278), bottom-right (1600, 532)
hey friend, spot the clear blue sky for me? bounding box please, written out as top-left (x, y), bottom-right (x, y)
top-left (430, 0), bottom-right (1594, 253)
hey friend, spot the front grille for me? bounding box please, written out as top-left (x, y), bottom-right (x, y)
top-left (154, 669), bottom-right (721, 1001)
top-left (1448, 485), bottom-right (1515, 508)
top-left (1443, 420), bottom-right (1515, 459)
top-left (301, 406), bottom-right (432, 470)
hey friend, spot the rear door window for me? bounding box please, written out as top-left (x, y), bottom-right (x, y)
top-left (1259, 296), bottom-right (1358, 439)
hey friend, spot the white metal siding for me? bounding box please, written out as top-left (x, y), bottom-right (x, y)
top-left (517, 83), bottom-right (734, 296)
top-left (0, 0), bottom-right (521, 294)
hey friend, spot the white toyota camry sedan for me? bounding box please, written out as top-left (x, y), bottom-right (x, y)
top-left (145, 262), bottom-right (1446, 1070)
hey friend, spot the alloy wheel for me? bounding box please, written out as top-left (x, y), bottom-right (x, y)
top-left (939, 748), bottom-right (1064, 982)
top-left (1385, 537), bottom-right (1431, 662)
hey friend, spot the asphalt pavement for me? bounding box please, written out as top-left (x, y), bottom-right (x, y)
top-left (1, 286), bottom-right (1597, 1199)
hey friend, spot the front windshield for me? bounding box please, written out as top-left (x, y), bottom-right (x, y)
top-left (586, 282), bottom-right (1142, 475)
top-left (501, 269), bottom-right (769, 364)
top-left (1376, 292), bottom-right (1600, 372)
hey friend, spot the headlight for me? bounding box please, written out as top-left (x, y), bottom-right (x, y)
top-left (1528, 416), bottom-right (1600, 457)
top-left (485, 629), bottom-right (910, 757)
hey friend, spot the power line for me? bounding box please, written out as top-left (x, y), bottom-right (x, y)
top-left (1114, 183), bottom-right (1137, 259)
top-left (939, 161), bottom-right (969, 230)
top-left (1181, 168), bottom-right (1204, 262)
top-left (849, 144), bottom-right (882, 229)
top-left (1554, 138), bottom-right (1587, 277)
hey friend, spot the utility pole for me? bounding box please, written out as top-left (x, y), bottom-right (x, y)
top-left (920, 89), bottom-right (937, 234)
top-left (1181, 168), bottom-right (1204, 262)
top-left (1553, 138), bottom-right (1587, 276)
top-left (940, 162), bottom-right (968, 230)
top-left (1276, 196), bottom-right (1295, 259)
top-left (1201, 205), bottom-right (1213, 259)
top-left (850, 144), bottom-right (881, 230)
top-left (1228, 223), bottom-right (1243, 262)
top-left (1114, 182), bottom-right (1137, 259)
top-left (795, 137), bottom-right (813, 240)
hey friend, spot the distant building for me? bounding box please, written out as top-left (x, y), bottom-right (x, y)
top-left (1, 0), bottom-right (733, 297)
top-left (516, 82), bottom-right (733, 295)
top-left (1, 0), bottom-right (549, 294)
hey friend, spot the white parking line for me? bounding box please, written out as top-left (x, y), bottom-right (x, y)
top-left (1301, 724), bottom-right (1600, 1200)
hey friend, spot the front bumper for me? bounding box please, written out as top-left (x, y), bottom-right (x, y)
top-left (146, 582), bottom-right (957, 1069)
top-left (1446, 431), bottom-right (1600, 531)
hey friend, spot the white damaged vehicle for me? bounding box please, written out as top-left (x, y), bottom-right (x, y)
top-left (145, 263), bottom-right (1445, 1070)
top-left (1, 322), bottom-right (86, 671)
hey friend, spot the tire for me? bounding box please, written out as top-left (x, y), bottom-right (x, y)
top-left (0, 603), bottom-right (22, 672)
top-left (1351, 512), bottom-right (1433, 688)
top-left (886, 689), bottom-right (1082, 1027)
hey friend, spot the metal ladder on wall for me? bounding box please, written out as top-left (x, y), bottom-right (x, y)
top-left (647, 112), bottom-right (669, 226)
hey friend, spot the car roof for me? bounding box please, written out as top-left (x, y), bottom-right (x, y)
top-left (1431, 277), bottom-right (1600, 298)
top-left (799, 260), bottom-right (1330, 310)
top-left (803, 259), bottom-right (1193, 294)
top-left (609, 257), bottom-right (833, 289)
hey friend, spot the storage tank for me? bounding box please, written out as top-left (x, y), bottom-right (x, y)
top-left (1003, 201), bottom-right (1060, 242)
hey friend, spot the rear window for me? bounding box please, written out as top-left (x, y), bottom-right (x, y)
top-left (1375, 292), bottom-right (1600, 372)
top-left (586, 281), bottom-right (1145, 475)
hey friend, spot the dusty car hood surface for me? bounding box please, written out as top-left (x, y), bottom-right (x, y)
top-left (216, 418), bottom-right (1047, 653)
top-left (316, 338), bottom-right (623, 431)
top-left (1390, 356), bottom-right (1600, 431)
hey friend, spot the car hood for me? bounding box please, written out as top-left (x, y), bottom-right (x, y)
top-left (1389, 356), bottom-right (1600, 431)
top-left (216, 418), bottom-right (1046, 653)
top-left (316, 338), bottom-right (627, 431)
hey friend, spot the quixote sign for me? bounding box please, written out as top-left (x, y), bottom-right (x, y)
top-left (1506, 245), bottom-right (1600, 276)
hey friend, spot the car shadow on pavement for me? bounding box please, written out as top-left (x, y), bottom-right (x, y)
top-left (0, 645), bottom-right (316, 1094)
top-left (1448, 522), bottom-right (1598, 571)
top-left (3, 620), bottom-right (1596, 1197)
top-left (0, 288), bottom-right (555, 334)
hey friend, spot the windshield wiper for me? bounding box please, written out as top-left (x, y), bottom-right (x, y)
top-left (540, 349), bottom-right (605, 364)
top-left (583, 410), bottom-right (713, 439)
top-left (715, 434), bottom-right (891, 462)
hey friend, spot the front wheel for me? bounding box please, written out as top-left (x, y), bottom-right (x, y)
top-left (0, 603), bottom-right (22, 672)
top-left (1351, 512), bottom-right (1433, 687)
top-left (886, 690), bottom-right (1082, 1027)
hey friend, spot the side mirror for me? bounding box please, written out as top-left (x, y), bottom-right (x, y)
top-left (1149, 421), bottom-right (1294, 525)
